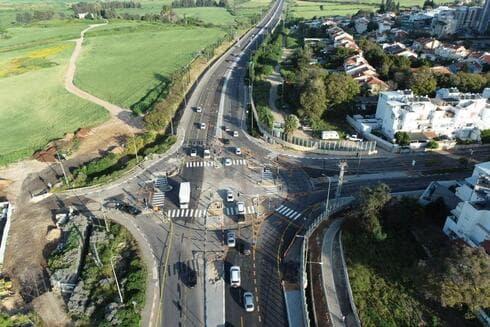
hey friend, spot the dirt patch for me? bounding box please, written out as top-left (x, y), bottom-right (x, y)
top-left (32, 292), bottom-right (71, 326)
top-left (33, 146), bottom-right (57, 163)
top-left (75, 127), bottom-right (92, 139)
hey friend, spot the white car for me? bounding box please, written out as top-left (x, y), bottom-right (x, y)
top-left (190, 148), bottom-right (197, 157)
top-left (225, 126), bottom-right (231, 133)
top-left (236, 202), bottom-right (245, 215)
top-left (224, 158), bottom-right (232, 166)
top-left (227, 231), bottom-right (236, 247)
top-left (200, 122), bottom-right (206, 129)
top-left (233, 131), bottom-right (239, 137)
top-left (226, 190), bottom-right (234, 203)
top-left (230, 266), bottom-right (241, 288)
top-left (203, 149), bottom-right (211, 158)
top-left (235, 147), bottom-right (241, 155)
top-left (243, 292), bottom-right (255, 312)
top-left (195, 106), bottom-right (202, 113)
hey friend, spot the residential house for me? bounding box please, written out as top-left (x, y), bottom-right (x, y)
top-left (412, 37), bottom-right (441, 51)
top-left (443, 162), bottom-right (490, 248)
top-left (354, 17), bottom-right (370, 34)
top-left (375, 88), bottom-right (490, 140)
top-left (383, 42), bottom-right (418, 58)
top-left (435, 44), bottom-right (469, 60)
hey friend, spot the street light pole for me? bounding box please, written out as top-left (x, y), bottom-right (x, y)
top-left (325, 176), bottom-right (331, 214)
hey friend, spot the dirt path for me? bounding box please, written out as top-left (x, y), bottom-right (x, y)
top-left (64, 22), bottom-right (143, 130)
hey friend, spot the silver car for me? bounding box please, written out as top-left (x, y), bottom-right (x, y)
top-left (243, 292), bottom-right (254, 312)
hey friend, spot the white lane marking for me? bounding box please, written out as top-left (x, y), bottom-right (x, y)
top-left (276, 205), bottom-right (285, 212)
top-left (189, 209), bottom-right (194, 217)
top-left (184, 209), bottom-right (189, 217)
top-left (167, 210), bottom-right (171, 217)
top-left (282, 208), bottom-right (293, 216)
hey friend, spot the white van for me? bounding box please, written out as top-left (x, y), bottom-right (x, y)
top-left (230, 266), bottom-right (241, 287)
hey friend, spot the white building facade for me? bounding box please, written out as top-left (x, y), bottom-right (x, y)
top-left (375, 88), bottom-right (490, 140)
top-left (443, 162), bottom-right (490, 248)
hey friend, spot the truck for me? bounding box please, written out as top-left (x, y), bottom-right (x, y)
top-left (179, 182), bottom-right (190, 209)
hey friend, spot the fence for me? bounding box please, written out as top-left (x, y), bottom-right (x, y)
top-left (249, 93), bottom-right (377, 155)
top-left (338, 230), bottom-right (361, 326)
top-left (298, 196), bottom-right (354, 326)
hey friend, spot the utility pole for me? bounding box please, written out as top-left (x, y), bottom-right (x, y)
top-left (56, 151), bottom-right (69, 186)
top-left (335, 161), bottom-right (347, 199)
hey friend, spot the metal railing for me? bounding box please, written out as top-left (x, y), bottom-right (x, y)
top-left (299, 197), bottom-right (354, 326)
top-left (338, 230), bottom-right (361, 326)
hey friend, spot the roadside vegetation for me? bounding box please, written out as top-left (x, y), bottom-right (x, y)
top-left (342, 184), bottom-right (489, 326)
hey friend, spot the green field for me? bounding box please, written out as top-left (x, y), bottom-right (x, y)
top-left (75, 22), bottom-right (226, 108)
top-left (289, 0), bottom-right (377, 18)
top-left (0, 41), bottom-right (109, 165)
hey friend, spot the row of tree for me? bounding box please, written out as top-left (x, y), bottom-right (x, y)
top-left (170, 0), bottom-right (228, 8)
top-left (71, 1), bottom-right (141, 14)
top-left (347, 184), bottom-right (490, 315)
top-left (15, 11), bottom-right (59, 24)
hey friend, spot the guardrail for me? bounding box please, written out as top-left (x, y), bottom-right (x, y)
top-left (299, 197), bottom-right (354, 327)
top-left (338, 230), bottom-right (361, 326)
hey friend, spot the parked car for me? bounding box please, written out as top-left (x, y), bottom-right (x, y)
top-left (222, 138), bottom-right (230, 145)
top-left (243, 292), bottom-right (255, 312)
top-left (230, 266), bottom-right (241, 287)
top-left (226, 190), bottom-right (234, 203)
top-left (227, 231), bottom-right (236, 247)
top-left (200, 122), bottom-right (206, 129)
top-left (233, 131), bottom-right (239, 137)
top-left (240, 240), bottom-right (251, 256)
top-left (225, 126), bottom-right (231, 133)
top-left (104, 201), bottom-right (141, 216)
top-left (235, 147), bottom-right (241, 155)
top-left (190, 148), bottom-right (197, 157)
top-left (224, 158), bottom-right (232, 166)
top-left (203, 149), bottom-right (211, 158)
top-left (195, 106), bottom-right (202, 113)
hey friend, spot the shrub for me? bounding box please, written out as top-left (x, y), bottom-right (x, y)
top-left (395, 131), bottom-right (410, 145)
top-left (426, 140), bottom-right (439, 149)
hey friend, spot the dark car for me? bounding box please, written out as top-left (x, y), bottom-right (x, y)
top-left (222, 138), bottom-right (230, 145)
top-left (239, 240), bottom-right (251, 256)
top-left (186, 268), bottom-right (197, 288)
top-left (105, 201), bottom-right (141, 216)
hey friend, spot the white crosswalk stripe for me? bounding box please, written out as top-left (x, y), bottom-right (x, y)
top-left (166, 208), bottom-right (208, 218)
top-left (275, 205), bottom-right (301, 220)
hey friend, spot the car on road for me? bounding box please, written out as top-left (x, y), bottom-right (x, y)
top-left (235, 147), bottom-right (241, 155)
top-left (230, 266), bottom-right (241, 287)
top-left (236, 201), bottom-right (245, 215)
top-left (227, 231), bottom-right (236, 247)
top-left (200, 122), bottom-right (206, 129)
top-left (242, 241), bottom-right (251, 256)
top-left (224, 158), bottom-right (232, 166)
top-left (222, 138), bottom-right (230, 145)
top-left (203, 149), bottom-right (211, 158)
top-left (224, 126), bottom-right (231, 133)
top-left (243, 292), bottom-right (255, 312)
top-left (195, 106), bottom-right (202, 113)
top-left (226, 190), bottom-right (234, 203)
top-left (186, 268), bottom-right (197, 288)
top-left (233, 131), bottom-right (239, 137)
top-left (190, 148), bottom-right (197, 157)
top-left (114, 201), bottom-right (141, 216)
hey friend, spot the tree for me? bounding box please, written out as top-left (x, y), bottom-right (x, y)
top-left (329, 47), bottom-right (356, 68)
top-left (481, 129), bottom-right (490, 144)
top-left (355, 184), bottom-right (391, 240)
top-left (319, 4), bottom-right (324, 10)
top-left (453, 72), bottom-right (487, 93)
top-left (426, 140), bottom-right (439, 149)
top-left (299, 76), bottom-right (327, 121)
top-left (324, 73), bottom-right (360, 108)
top-left (409, 71), bottom-right (437, 96)
top-left (284, 114), bottom-right (299, 135)
top-left (425, 244), bottom-right (490, 312)
top-left (395, 131), bottom-right (410, 145)
top-left (367, 21), bottom-right (379, 32)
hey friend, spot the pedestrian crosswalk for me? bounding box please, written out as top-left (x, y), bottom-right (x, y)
top-left (166, 208), bottom-right (207, 218)
top-left (224, 206), bottom-right (255, 216)
top-left (185, 161), bottom-right (215, 168)
top-left (152, 190), bottom-right (165, 208)
top-left (275, 205), bottom-right (302, 220)
top-left (184, 159), bottom-right (247, 168)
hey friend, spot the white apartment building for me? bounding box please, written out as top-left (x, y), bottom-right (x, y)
top-left (443, 162), bottom-right (490, 248)
top-left (375, 88), bottom-right (490, 140)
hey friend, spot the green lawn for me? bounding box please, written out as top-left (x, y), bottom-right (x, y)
top-left (0, 44), bottom-right (109, 165)
top-left (75, 22), bottom-right (226, 108)
top-left (174, 7), bottom-right (236, 25)
top-left (289, 1), bottom-right (377, 18)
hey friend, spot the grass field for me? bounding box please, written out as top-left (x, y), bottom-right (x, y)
top-left (75, 22), bottom-right (226, 109)
top-left (289, 0), bottom-right (377, 18)
top-left (0, 42), bottom-right (109, 165)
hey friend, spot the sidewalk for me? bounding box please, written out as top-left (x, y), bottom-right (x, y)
top-left (266, 64), bottom-right (285, 126)
top-left (205, 259), bottom-right (225, 326)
